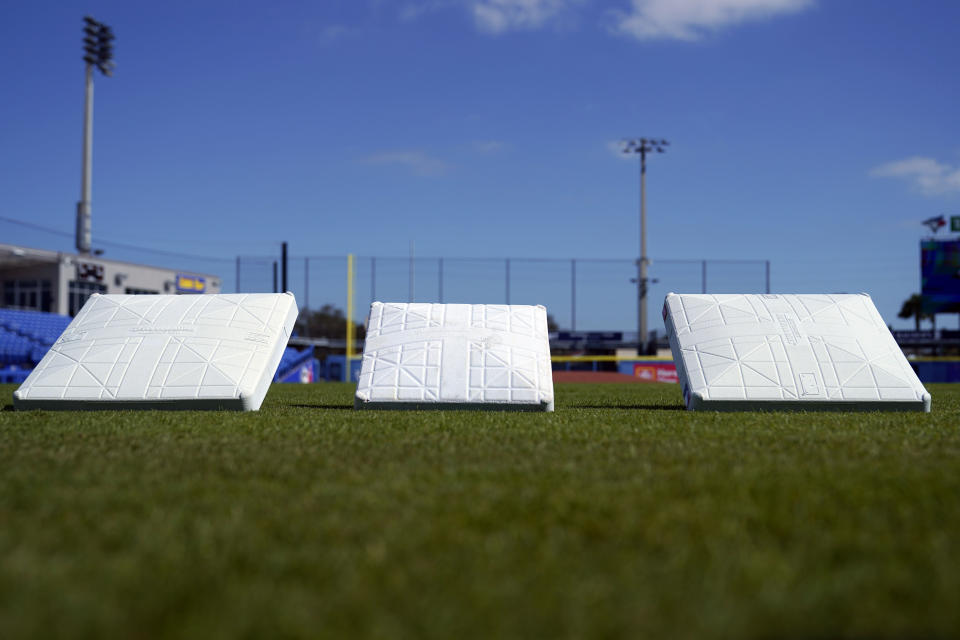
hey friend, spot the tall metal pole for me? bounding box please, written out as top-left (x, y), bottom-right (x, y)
top-left (639, 146), bottom-right (647, 353)
top-left (76, 16), bottom-right (115, 255)
top-left (622, 137), bottom-right (668, 354)
top-left (76, 64), bottom-right (94, 254)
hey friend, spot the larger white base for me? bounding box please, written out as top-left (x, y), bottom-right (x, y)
top-left (663, 293), bottom-right (930, 412)
top-left (13, 293), bottom-right (298, 411)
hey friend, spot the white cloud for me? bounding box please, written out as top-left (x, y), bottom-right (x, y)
top-left (607, 140), bottom-right (635, 160)
top-left (318, 24), bottom-right (357, 46)
top-left (472, 0), bottom-right (578, 34)
top-left (363, 150), bottom-right (450, 177)
top-left (398, 0), bottom-right (808, 38)
top-left (399, 0), bottom-right (459, 22)
top-left (473, 140), bottom-right (507, 153)
top-left (611, 0), bottom-right (814, 41)
top-left (870, 157), bottom-right (960, 196)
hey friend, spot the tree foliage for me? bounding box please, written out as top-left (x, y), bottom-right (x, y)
top-left (897, 294), bottom-right (934, 331)
top-left (295, 304), bottom-right (366, 339)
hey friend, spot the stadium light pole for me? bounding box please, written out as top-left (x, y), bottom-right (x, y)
top-left (76, 16), bottom-right (115, 255)
top-left (622, 137), bottom-right (668, 354)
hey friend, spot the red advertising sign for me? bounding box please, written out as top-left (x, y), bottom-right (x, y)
top-left (633, 362), bottom-right (678, 384)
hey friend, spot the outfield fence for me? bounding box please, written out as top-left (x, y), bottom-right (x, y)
top-left (237, 255), bottom-right (771, 336)
top-left (0, 217), bottom-right (770, 337)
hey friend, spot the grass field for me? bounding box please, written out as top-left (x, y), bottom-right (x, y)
top-left (1, 382), bottom-right (959, 639)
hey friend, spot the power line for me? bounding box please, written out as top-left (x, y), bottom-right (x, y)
top-left (0, 215), bottom-right (235, 263)
top-left (0, 215), bottom-right (72, 239)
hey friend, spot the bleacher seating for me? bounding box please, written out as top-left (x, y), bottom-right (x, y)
top-left (0, 309), bottom-right (72, 367)
top-left (0, 328), bottom-right (33, 365)
top-left (274, 346), bottom-right (316, 383)
top-left (1, 310), bottom-right (319, 384)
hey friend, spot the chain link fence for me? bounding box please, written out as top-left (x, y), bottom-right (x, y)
top-left (1, 218), bottom-right (770, 338)
top-left (238, 255), bottom-right (770, 337)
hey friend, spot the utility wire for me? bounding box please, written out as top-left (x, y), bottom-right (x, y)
top-left (0, 215), bottom-right (235, 263)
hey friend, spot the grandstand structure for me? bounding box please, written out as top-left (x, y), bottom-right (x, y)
top-left (0, 309), bottom-right (71, 383)
top-left (1, 243), bottom-right (221, 316)
top-left (0, 242), bottom-right (224, 383)
top-left (1, 306), bottom-right (314, 386)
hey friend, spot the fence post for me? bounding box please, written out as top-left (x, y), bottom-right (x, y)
top-left (272, 261), bottom-right (278, 293)
top-left (702, 260), bottom-right (707, 294)
top-left (281, 242), bottom-right (288, 293)
top-left (346, 254), bottom-right (355, 364)
top-left (571, 259), bottom-right (576, 331)
top-left (409, 245), bottom-right (415, 303)
top-left (506, 258), bottom-right (510, 304)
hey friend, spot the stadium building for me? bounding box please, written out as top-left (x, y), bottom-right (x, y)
top-left (0, 242), bottom-right (324, 386)
top-left (0, 242), bottom-right (221, 316)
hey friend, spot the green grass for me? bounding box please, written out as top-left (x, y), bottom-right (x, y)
top-left (1, 382), bottom-right (959, 639)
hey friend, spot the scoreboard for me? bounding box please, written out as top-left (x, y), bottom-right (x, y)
top-left (921, 240), bottom-right (960, 314)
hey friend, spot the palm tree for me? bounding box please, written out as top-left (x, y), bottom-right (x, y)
top-left (898, 293), bottom-right (933, 330)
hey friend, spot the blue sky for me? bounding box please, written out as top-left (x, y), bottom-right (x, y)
top-left (1, 0), bottom-right (958, 331)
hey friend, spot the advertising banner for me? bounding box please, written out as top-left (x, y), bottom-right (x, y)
top-left (633, 362), bottom-right (678, 384)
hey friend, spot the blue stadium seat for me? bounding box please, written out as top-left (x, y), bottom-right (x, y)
top-left (274, 347), bottom-right (314, 382)
top-left (0, 309), bottom-right (72, 367)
